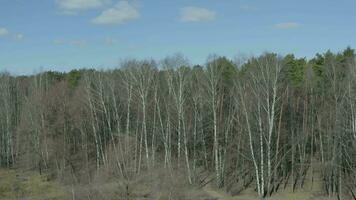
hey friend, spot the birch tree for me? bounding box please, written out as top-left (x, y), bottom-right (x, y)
top-left (162, 54), bottom-right (192, 183)
top-left (127, 60), bottom-right (156, 171)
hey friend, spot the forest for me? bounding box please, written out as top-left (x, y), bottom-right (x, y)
top-left (1, 48), bottom-right (356, 200)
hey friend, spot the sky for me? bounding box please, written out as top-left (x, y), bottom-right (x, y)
top-left (0, 0), bottom-right (355, 74)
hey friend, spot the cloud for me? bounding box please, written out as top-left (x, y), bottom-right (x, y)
top-left (53, 39), bottom-right (86, 47)
top-left (92, 1), bottom-right (139, 25)
top-left (0, 27), bottom-right (9, 37)
top-left (14, 33), bottom-right (24, 40)
top-left (53, 39), bottom-right (65, 45)
top-left (104, 37), bottom-right (117, 45)
top-left (0, 28), bottom-right (24, 41)
top-left (56, 0), bottom-right (109, 13)
top-left (70, 40), bottom-right (87, 47)
top-left (180, 6), bottom-right (216, 22)
top-left (240, 5), bottom-right (257, 11)
top-left (274, 22), bottom-right (301, 29)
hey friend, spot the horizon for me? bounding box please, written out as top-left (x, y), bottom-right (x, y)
top-left (1, 0), bottom-right (355, 75)
top-left (1, 47), bottom-right (353, 76)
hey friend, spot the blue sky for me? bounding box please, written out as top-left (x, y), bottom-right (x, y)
top-left (0, 0), bottom-right (355, 74)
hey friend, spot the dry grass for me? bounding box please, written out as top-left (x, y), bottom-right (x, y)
top-left (0, 164), bottom-right (347, 200)
top-left (0, 169), bottom-right (70, 200)
top-left (202, 162), bottom-right (339, 200)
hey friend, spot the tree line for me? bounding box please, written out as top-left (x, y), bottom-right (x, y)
top-left (0, 48), bottom-right (356, 199)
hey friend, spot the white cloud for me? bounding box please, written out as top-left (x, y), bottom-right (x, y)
top-left (105, 37), bottom-right (117, 45)
top-left (180, 6), bottom-right (216, 22)
top-left (274, 22), bottom-right (301, 29)
top-left (0, 28), bottom-right (24, 41)
top-left (70, 40), bottom-right (87, 47)
top-left (92, 1), bottom-right (139, 25)
top-left (14, 33), bottom-right (24, 40)
top-left (53, 39), bottom-right (86, 46)
top-left (53, 39), bottom-right (65, 45)
top-left (0, 28), bottom-right (9, 37)
top-left (56, 0), bottom-right (109, 12)
top-left (240, 5), bottom-right (257, 11)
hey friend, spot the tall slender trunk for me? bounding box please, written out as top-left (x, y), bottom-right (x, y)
top-left (213, 91), bottom-right (221, 187)
top-left (193, 101), bottom-right (198, 181)
top-left (141, 95), bottom-right (150, 169)
top-left (240, 88), bottom-right (262, 197)
top-left (258, 100), bottom-right (265, 197)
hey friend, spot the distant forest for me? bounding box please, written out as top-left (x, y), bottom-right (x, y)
top-left (1, 48), bottom-right (356, 199)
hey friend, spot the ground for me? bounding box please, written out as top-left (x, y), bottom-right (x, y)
top-left (202, 163), bottom-right (337, 200)
top-left (0, 167), bottom-right (339, 200)
top-left (0, 169), bottom-right (70, 200)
